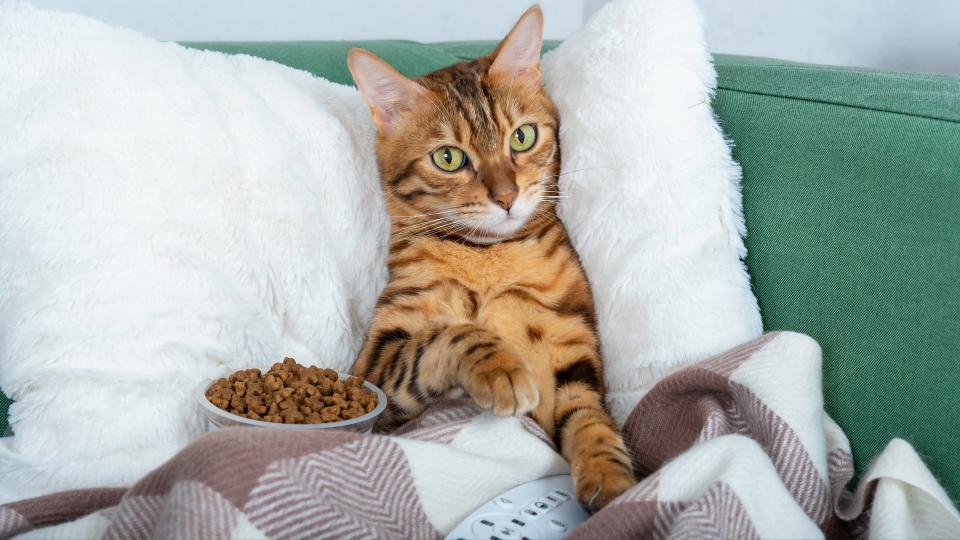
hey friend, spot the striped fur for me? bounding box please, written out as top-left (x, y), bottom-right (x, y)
top-left (347, 7), bottom-right (635, 510)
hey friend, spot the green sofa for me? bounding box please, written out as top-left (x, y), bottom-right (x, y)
top-left (2, 41), bottom-right (957, 503)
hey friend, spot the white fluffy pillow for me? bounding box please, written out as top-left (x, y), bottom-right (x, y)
top-left (543, 0), bottom-right (762, 424)
top-left (0, 0), bottom-right (761, 501)
top-left (0, 5), bottom-right (388, 501)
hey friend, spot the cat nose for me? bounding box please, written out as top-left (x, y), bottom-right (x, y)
top-left (492, 189), bottom-right (518, 211)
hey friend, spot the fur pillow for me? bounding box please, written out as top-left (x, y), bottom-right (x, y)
top-left (543, 0), bottom-right (762, 424)
top-left (0, 4), bottom-right (388, 502)
top-left (0, 0), bottom-right (760, 501)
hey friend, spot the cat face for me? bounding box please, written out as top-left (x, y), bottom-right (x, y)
top-left (348, 7), bottom-right (559, 244)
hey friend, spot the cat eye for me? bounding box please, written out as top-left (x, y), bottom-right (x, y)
top-left (431, 146), bottom-right (467, 172)
top-left (510, 124), bottom-right (537, 152)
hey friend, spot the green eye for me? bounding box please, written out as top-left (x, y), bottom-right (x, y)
top-left (510, 124), bottom-right (537, 152)
top-left (431, 146), bottom-right (466, 172)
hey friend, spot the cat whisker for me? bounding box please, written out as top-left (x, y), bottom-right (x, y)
top-left (390, 204), bottom-right (469, 220)
top-left (533, 166), bottom-right (616, 187)
top-left (554, 166), bottom-right (617, 177)
top-left (395, 214), bottom-right (472, 241)
top-left (394, 218), bottom-right (454, 238)
top-left (398, 219), bottom-right (455, 235)
top-left (395, 216), bottom-right (448, 228)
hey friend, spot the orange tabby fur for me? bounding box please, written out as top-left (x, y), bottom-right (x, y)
top-left (348, 6), bottom-right (635, 510)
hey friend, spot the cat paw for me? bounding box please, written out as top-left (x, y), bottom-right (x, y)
top-left (461, 352), bottom-right (539, 416)
top-left (572, 456), bottom-right (636, 512)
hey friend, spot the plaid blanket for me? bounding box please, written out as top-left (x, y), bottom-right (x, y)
top-left (2, 332), bottom-right (957, 539)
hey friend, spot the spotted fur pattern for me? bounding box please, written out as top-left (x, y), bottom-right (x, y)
top-left (348, 7), bottom-right (635, 510)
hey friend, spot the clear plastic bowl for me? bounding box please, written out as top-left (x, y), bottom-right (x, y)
top-left (197, 374), bottom-right (387, 434)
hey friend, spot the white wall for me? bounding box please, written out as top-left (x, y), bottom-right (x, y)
top-left (26, 0), bottom-right (590, 41)
top-left (694, 0), bottom-right (960, 75)
top-left (26, 0), bottom-right (960, 74)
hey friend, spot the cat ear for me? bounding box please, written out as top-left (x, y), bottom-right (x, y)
top-left (490, 5), bottom-right (544, 82)
top-left (348, 48), bottom-right (431, 133)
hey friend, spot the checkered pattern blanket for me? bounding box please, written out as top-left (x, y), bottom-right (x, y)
top-left (2, 332), bottom-right (957, 539)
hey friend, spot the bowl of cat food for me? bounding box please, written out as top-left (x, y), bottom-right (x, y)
top-left (198, 357), bottom-right (386, 433)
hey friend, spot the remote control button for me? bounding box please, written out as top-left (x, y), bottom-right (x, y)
top-left (495, 496), bottom-right (515, 509)
top-left (548, 519), bottom-right (567, 532)
top-left (511, 518), bottom-right (526, 527)
top-left (552, 489), bottom-right (572, 501)
top-left (521, 506), bottom-right (543, 520)
top-left (544, 494), bottom-right (562, 507)
top-left (473, 516), bottom-right (506, 538)
top-left (532, 499), bottom-right (550, 511)
top-left (520, 507), bottom-right (540, 520)
top-left (493, 523), bottom-right (521, 539)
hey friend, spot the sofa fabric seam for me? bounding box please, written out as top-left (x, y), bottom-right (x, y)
top-left (715, 86), bottom-right (960, 125)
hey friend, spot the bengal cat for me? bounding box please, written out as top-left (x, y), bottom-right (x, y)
top-left (348, 6), bottom-right (635, 510)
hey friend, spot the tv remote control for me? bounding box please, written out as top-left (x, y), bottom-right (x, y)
top-left (444, 475), bottom-right (589, 540)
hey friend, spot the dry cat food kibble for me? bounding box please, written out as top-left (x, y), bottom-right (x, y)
top-left (205, 358), bottom-right (379, 424)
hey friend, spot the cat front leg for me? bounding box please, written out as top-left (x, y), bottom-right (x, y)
top-left (354, 322), bottom-right (539, 427)
top-left (552, 359), bottom-right (636, 511)
top-left (443, 324), bottom-right (540, 417)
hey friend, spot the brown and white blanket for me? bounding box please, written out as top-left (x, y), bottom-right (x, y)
top-left (2, 332), bottom-right (958, 539)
